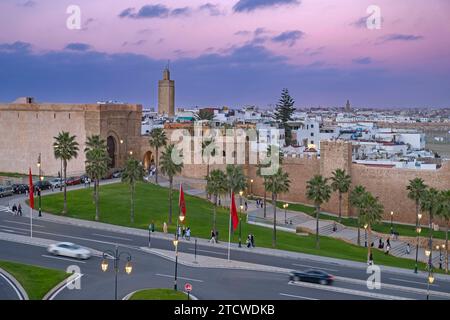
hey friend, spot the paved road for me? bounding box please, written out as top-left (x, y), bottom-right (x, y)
top-left (0, 272), bottom-right (21, 300)
top-left (0, 193), bottom-right (449, 300)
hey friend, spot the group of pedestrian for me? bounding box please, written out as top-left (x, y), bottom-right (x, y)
top-left (11, 203), bottom-right (22, 216)
top-left (255, 199), bottom-right (264, 209)
top-left (176, 225), bottom-right (191, 240)
top-left (378, 238), bottom-right (391, 255)
top-left (209, 229), bottom-right (220, 243)
top-left (246, 234), bottom-right (255, 248)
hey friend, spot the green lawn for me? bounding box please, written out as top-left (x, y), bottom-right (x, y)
top-left (129, 288), bottom-right (187, 300)
top-left (0, 260), bottom-right (69, 300)
top-left (274, 201), bottom-right (447, 240)
top-left (41, 182), bottom-right (434, 271)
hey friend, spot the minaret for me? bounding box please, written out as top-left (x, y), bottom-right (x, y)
top-left (158, 65), bottom-right (175, 116)
top-left (345, 99), bottom-right (351, 112)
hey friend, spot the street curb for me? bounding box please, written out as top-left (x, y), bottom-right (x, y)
top-left (43, 273), bottom-right (81, 300)
top-left (0, 267), bottom-right (29, 300)
top-left (141, 247), bottom-right (293, 275)
top-left (122, 289), bottom-right (199, 301)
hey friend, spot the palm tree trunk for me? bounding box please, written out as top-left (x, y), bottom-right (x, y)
top-left (368, 225), bottom-right (372, 263)
top-left (272, 193), bottom-right (277, 248)
top-left (263, 183), bottom-right (267, 218)
top-left (357, 211), bottom-right (361, 246)
top-left (338, 192), bottom-right (342, 223)
top-left (213, 194), bottom-right (217, 233)
top-left (445, 222), bottom-right (448, 274)
top-left (315, 205), bottom-right (320, 249)
top-left (130, 184), bottom-right (135, 223)
top-left (206, 161), bottom-right (210, 200)
top-left (63, 160), bottom-right (67, 214)
top-left (95, 179), bottom-right (99, 221)
top-left (168, 177), bottom-right (173, 224)
top-left (155, 147), bottom-right (159, 184)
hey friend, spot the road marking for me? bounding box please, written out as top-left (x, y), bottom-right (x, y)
top-left (288, 281), bottom-right (412, 300)
top-left (42, 254), bottom-right (87, 264)
top-left (4, 220), bottom-right (45, 228)
top-left (48, 273), bottom-right (83, 300)
top-left (188, 248), bottom-right (227, 256)
top-left (0, 272), bottom-right (25, 300)
top-left (292, 263), bottom-right (338, 272)
top-left (92, 233), bottom-right (133, 241)
top-left (155, 273), bottom-right (204, 283)
top-left (1, 228), bottom-right (28, 234)
top-left (389, 277), bottom-right (439, 287)
top-left (279, 293), bottom-right (318, 300)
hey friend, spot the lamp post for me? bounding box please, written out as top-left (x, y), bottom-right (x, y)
top-left (37, 153), bottom-right (42, 217)
top-left (283, 203), bottom-right (289, 224)
top-left (250, 179), bottom-right (254, 196)
top-left (427, 273), bottom-right (435, 300)
top-left (173, 215), bottom-right (185, 290)
top-left (414, 225), bottom-right (422, 273)
top-left (101, 245), bottom-right (132, 300)
top-left (239, 191), bottom-right (243, 248)
top-left (364, 224), bottom-right (368, 248)
top-left (436, 245), bottom-right (442, 269)
top-left (390, 211), bottom-right (394, 234)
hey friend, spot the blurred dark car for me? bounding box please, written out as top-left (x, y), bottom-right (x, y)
top-left (66, 177), bottom-right (81, 186)
top-left (12, 184), bottom-right (29, 194)
top-left (34, 180), bottom-right (52, 190)
top-left (289, 269), bottom-right (334, 285)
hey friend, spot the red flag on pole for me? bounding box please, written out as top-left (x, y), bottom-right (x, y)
top-left (179, 183), bottom-right (186, 218)
top-left (230, 192), bottom-right (239, 231)
top-left (28, 168), bottom-right (34, 209)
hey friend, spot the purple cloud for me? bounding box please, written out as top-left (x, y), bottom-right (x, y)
top-left (199, 3), bottom-right (222, 16)
top-left (65, 43), bottom-right (92, 51)
top-left (119, 5), bottom-right (170, 19)
top-left (271, 30), bottom-right (304, 47)
top-left (171, 7), bottom-right (191, 16)
top-left (380, 34), bottom-right (424, 43)
top-left (353, 57), bottom-right (372, 65)
top-left (0, 41), bottom-right (31, 52)
top-left (233, 0), bottom-right (300, 13)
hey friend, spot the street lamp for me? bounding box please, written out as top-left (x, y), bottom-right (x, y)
top-left (283, 203), bottom-right (289, 224)
top-left (364, 224), bottom-right (368, 247)
top-left (250, 179), bottom-right (254, 196)
top-left (427, 273), bottom-right (435, 300)
top-left (414, 226), bottom-right (422, 273)
top-left (37, 153), bottom-right (42, 217)
top-left (101, 245), bottom-right (132, 300)
top-left (173, 214), bottom-right (184, 290)
top-left (238, 191), bottom-right (243, 248)
top-left (390, 211), bottom-right (394, 234)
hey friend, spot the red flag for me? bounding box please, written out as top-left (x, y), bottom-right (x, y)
top-left (179, 183), bottom-right (186, 218)
top-left (28, 168), bottom-right (34, 209)
top-left (230, 192), bottom-right (239, 231)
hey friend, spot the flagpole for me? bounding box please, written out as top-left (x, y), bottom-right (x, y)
top-left (30, 206), bottom-right (33, 238)
top-left (228, 194), bottom-right (231, 262)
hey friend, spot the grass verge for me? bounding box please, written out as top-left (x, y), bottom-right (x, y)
top-left (129, 288), bottom-right (187, 300)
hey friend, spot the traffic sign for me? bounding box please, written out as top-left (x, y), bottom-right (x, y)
top-left (184, 283), bottom-right (192, 292)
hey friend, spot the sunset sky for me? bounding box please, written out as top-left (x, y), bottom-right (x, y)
top-left (1, 0), bottom-right (449, 108)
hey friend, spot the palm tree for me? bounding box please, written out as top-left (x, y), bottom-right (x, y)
top-left (330, 169), bottom-right (351, 223)
top-left (206, 169), bottom-right (227, 233)
top-left (148, 128), bottom-right (167, 184)
top-left (407, 177), bottom-right (428, 238)
top-left (84, 135), bottom-right (110, 221)
top-left (360, 192), bottom-right (384, 264)
top-left (197, 109), bottom-right (215, 121)
top-left (53, 131), bottom-right (79, 214)
top-left (264, 168), bottom-right (290, 247)
top-left (225, 165), bottom-right (247, 197)
top-left (159, 144), bottom-right (184, 224)
top-left (437, 190), bottom-right (450, 273)
top-left (121, 158), bottom-right (144, 223)
top-left (421, 188), bottom-right (440, 271)
top-left (350, 185), bottom-right (367, 246)
top-left (256, 145), bottom-right (283, 218)
top-left (306, 175), bottom-right (332, 249)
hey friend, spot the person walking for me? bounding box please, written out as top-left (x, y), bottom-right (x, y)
top-left (250, 234), bottom-right (255, 247)
top-left (186, 227), bottom-right (191, 240)
top-left (246, 235), bottom-right (251, 248)
top-left (163, 222), bottom-right (168, 234)
top-left (209, 230), bottom-right (216, 244)
top-left (18, 204), bottom-right (22, 216)
top-left (12, 204), bottom-right (17, 216)
top-left (385, 243), bottom-right (391, 255)
top-left (368, 252), bottom-right (373, 265)
top-left (406, 243), bottom-right (411, 255)
top-left (386, 237), bottom-right (391, 248)
top-left (244, 201), bottom-right (248, 211)
top-left (182, 226), bottom-right (186, 239)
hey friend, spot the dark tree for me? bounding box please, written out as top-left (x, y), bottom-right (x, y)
top-left (273, 88), bottom-right (295, 146)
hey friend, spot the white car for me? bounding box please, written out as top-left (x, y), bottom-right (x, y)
top-left (49, 178), bottom-right (64, 188)
top-left (47, 242), bottom-right (91, 260)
